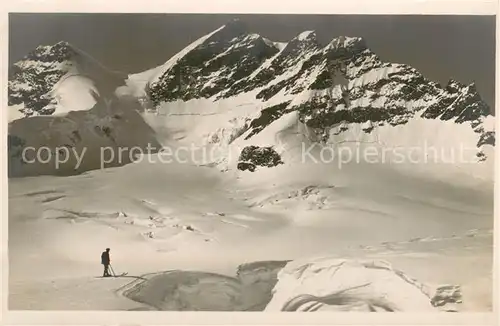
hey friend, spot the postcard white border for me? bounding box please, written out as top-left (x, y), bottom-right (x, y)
top-left (1, 0), bottom-right (498, 325)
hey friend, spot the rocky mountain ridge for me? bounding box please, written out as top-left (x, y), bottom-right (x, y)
top-left (7, 19), bottom-right (495, 178)
top-left (142, 20), bottom-right (494, 162)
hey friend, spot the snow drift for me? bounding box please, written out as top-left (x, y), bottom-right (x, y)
top-left (265, 258), bottom-right (462, 312)
top-left (118, 258), bottom-right (462, 312)
top-left (119, 261), bottom-right (290, 311)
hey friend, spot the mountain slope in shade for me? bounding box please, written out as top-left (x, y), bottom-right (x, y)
top-left (7, 42), bottom-right (160, 177)
top-left (8, 95), bottom-right (161, 177)
top-left (8, 41), bottom-right (126, 121)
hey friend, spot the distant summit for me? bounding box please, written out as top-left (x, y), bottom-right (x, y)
top-left (8, 41), bottom-right (124, 118)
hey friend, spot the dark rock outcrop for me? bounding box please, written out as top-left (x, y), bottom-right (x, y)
top-left (237, 146), bottom-right (284, 172)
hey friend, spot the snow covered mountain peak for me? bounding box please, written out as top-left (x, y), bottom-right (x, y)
top-left (135, 21), bottom-right (495, 179)
top-left (146, 23), bottom-right (280, 105)
top-left (326, 35), bottom-right (367, 51)
top-left (282, 30), bottom-right (320, 54)
top-left (144, 29), bottom-right (377, 105)
top-left (22, 40), bottom-right (77, 63)
top-left (297, 30), bottom-right (316, 41)
top-left (8, 40), bottom-right (124, 120)
top-left (207, 18), bottom-right (250, 43)
top-left (8, 41), bottom-right (160, 177)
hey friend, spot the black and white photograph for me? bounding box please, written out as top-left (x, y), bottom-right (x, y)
top-left (3, 2), bottom-right (497, 320)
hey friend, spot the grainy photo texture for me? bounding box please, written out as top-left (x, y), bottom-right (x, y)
top-left (7, 13), bottom-right (495, 312)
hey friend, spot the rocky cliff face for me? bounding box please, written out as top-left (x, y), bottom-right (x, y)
top-left (8, 42), bottom-right (77, 116)
top-left (147, 20), bottom-right (280, 105)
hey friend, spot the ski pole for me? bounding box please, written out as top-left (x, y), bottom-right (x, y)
top-left (109, 264), bottom-right (116, 277)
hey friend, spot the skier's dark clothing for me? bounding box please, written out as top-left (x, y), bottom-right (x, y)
top-left (103, 264), bottom-right (110, 277)
top-left (101, 249), bottom-right (111, 277)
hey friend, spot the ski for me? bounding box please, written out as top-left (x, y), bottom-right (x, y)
top-left (95, 272), bottom-right (128, 278)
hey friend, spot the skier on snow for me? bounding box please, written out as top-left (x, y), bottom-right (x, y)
top-left (101, 248), bottom-right (111, 277)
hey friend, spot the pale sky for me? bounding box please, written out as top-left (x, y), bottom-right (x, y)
top-left (9, 14), bottom-right (495, 111)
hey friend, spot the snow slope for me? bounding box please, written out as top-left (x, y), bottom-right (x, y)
top-left (8, 145), bottom-right (493, 310)
top-left (136, 93), bottom-right (493, 188)
top-left (49, 74), bottom-right (99, 114)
